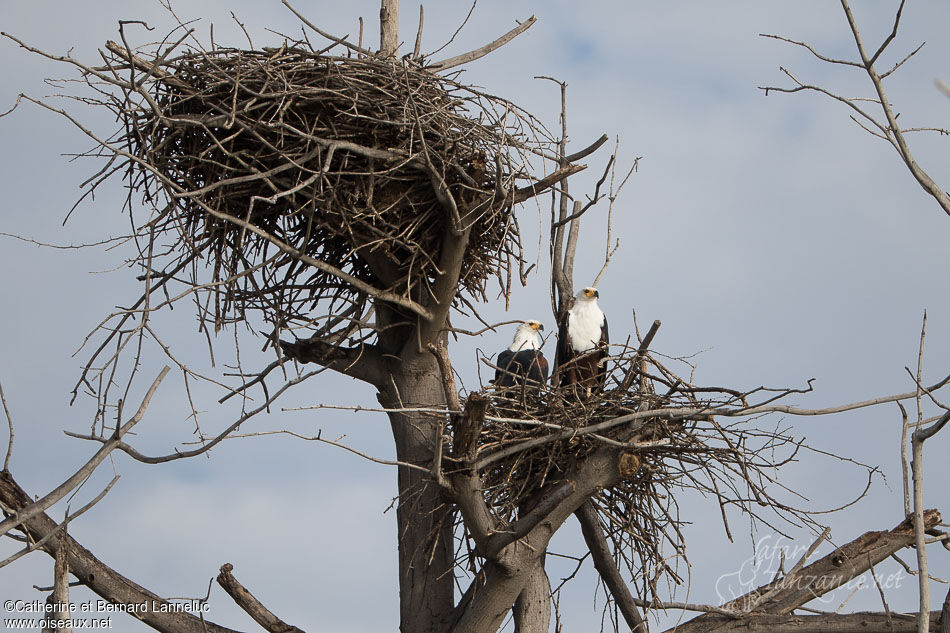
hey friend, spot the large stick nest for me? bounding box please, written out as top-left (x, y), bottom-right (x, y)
top-left (118, 44), bottom-right (553, 336)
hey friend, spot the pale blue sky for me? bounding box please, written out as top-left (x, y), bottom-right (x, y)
top-left (2, 2), bottom-right (949, 631)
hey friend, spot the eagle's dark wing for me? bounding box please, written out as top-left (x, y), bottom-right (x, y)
top-left (495, 349), bottom-right (516, 387)
top-left (496, 349), bottom-right (548, 387)
top-left (554, 311), bottom-right (573, 378)
top-left (526, 351), bottom-right (549, 385)
top-left (536, 352), bottom-right (549, 382)
top-left (595, 313), bottom-right (609, 387)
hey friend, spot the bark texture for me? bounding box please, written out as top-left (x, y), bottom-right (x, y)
top-left (379, 352), bottom-right (455, 633)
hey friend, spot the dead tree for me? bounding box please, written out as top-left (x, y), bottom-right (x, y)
top-left (0, 3), bottom-right (948, 633)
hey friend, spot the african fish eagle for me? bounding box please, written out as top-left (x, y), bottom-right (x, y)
top-left (494, 320), bottom-right (549, 388)
top-left (555, 287), bottom-right (609, 391)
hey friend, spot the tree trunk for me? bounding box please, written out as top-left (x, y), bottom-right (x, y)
top-left (379, 352), bottom-right (455, 633)
top-left (513, 563), bottom-right (551, 633)
top-left (379, 0), bottom-right (399, 57)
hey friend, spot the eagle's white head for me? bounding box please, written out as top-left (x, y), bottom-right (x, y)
top-left (510, 320), bottom-right (544, 351)
top-left (576, 287), bottom-right (600, 302)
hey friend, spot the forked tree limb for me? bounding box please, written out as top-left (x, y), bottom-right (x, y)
top-left (512, 564), bottom-right (551, 633)
top-left (415, 162), bottom-right (582, 351)
top-left (0, 476), bottom-right (118, 571)
top-left (452, 446), bottom-right (622, 633)
top-left (415, 225), bottom-right (472, 351)
top-left (481, 483), bottom-right (577, 559)
top-left (217, 564), bottom-right (305, 633)
top-left (447, 394), bottom-right (498, 548)
top-left (761, 1), bottom-right (950, 218)
top-left (0, 471), bottom-right (240, 633)
top-left (838, 0), bottom-right (950, 217)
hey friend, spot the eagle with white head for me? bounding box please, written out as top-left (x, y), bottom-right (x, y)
top-left (494, 320), bottom-right (549, 388)
top-left (555, 287), bottom-right (609, 391)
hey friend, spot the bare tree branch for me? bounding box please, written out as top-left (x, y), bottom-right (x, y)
top-left (671, 512), bottom-right (942, 633)
top-left (763, 2), bottom-right (950, 218)
top-left (1, 382), bottom-right (13, 472)
top-left (669, 611), bottom-right (943, 633)
top-left (412, 5), bottom-right (424, 60)
top-left (217, 564), bottom-right (305, 633)
top-left (43, 538), bottom-right (71, 633)
top-left (839, 0), bottom-right (950, 216)
top-left (279, 0), bottom-right (372, 56)
top-left (564, 134), bottom-right (609, 163)
top-left (428, 16), bottom-right (537, 71)
top-left (280, 337), bottom-right (386, 386)
top-left (0, 476), bottom-right (118, 571)
top-left (0, 471), bottom-right (240, 633)
top-left (576, 501), bottom-right (647, 632)
top-left (0, 367), bottom-right (169, 539)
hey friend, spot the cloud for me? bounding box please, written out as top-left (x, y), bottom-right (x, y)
top-left (2, 3), bottom-right (949, 631)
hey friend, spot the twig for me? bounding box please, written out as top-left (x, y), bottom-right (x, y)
top-left (217, 564), bottom-right (305, 633)
top-left (0, 367), bottom-right (169, 539)
top-left (427, 16), bottom-right (537, 71)
top-left (839, 0), bottom-right (950, 217)
top-left (564, 134), bottom-right (609, 163)
top-left (412, 5), bottom-right (424, 60)
top-left (280, 0), bottom-right (371, 56)
top-left (898, 401), bottom-right (912, 516)
top-left (908, 309), bottom-right (938, 633)
top-left (1, 383), bottom-right (13, 472)
top-left (0, 476), bottom-right (118, 571)
top-left (870, 559), bottom-right (893, 623)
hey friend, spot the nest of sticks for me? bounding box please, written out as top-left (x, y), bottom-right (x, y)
top-left (454, 342), bottom-right (810, 601)
top-left (115, 43), bottom-right (552, 338)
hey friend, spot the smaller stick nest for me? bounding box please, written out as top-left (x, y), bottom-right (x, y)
top-left (454, 344), bottom-right (812, 602)
top-left (120, 45), bottom-right (551, 335)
